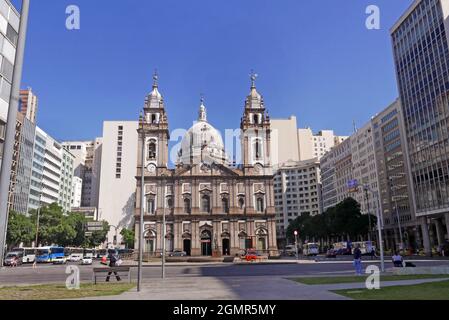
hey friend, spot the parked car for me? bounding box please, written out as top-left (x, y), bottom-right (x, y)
top-left (3, 252), bottom-right (23, 266)
top-left (283, 245), bottom-right (298, 257)
top-left (326, 249), bottom-right (337, 258)
top-left (68, 254), bottom-right (83, 262)
top-left (52, 256), bottom-right (67, 264)
top-left (244, 249), bottom-right (261, 262)
top-left (169, 250), bottom-right (187, 257)
top-left (81, 256), bottom-right (93, 265)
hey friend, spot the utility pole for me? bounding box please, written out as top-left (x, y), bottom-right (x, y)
top-left (390, 177), bottom-right (404, 252)
top-left (294, 230), bottom-right (299, 261)
top-left (137, 112), bottom-right (145, 292)
top-left (34, 194), bottom-right (42, 247)
top-left (0, 0), bottom-right (30, 268)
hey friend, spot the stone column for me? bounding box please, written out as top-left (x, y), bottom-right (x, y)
top-left (420, 217), bottom-right (432, 256)
top-left (434, 218), bottom-right (445, 246)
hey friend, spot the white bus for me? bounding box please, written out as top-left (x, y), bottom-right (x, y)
top-left (302, 243), bottom-right (319, 256)
top-left (12, 247), bottom-right (36, 263)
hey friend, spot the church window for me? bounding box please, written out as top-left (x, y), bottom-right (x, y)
top-left (148, 140), bottom-right (156, 160)
top-left (201, 194), bottom-right (211, 213)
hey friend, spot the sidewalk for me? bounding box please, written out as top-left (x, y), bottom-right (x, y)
top-left (77, 276), bottom-right (349, 300)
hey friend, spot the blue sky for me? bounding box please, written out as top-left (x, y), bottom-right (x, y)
top-left (11, 0), bottom-right (412, 142)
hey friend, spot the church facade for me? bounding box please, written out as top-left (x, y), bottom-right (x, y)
top-left (134, 74), bottom-right (278, 257)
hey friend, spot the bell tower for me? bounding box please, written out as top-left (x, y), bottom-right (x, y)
top-left (240, 72), bottom-right (272, 173)
top-left (138, 71), bottom-right (170, 173)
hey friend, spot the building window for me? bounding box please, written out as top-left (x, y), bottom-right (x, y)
top-left (147, 140), bottom-right (156, 160)
top-left (256, 197), bottom-right (264, 213)
top-left (222, 197), bottom-right (229, 214)
top-left (238, 197), bottom-right (245, 209)
top-left (184, 198), bottom-right (191, 214)
top-left (201, 194), bottom-right (211, 213)
top-left (147, 197), bottom-right (155, 214)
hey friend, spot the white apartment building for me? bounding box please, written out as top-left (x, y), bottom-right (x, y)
top-left (351, 122), bottom-right (380, 216)
top-left (0, 0), bottom-right (20, 171)
top-left (59, 147), bottom-right (75, 212)
top-left (62, 138), bottom-right (102, 208)
top-left (71, 176), bottom-right (82, 208)
top-left (274, 159), bottom-right (321, 242)
top-left (271, 116), bottom-right (347, 167)
top-left (98, 121), bottom-right (138, 247)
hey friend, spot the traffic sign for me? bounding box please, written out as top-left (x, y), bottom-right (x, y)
top-left (84, 232), bottom-right (93, 237)
top-left (87, 226), bottom-right (104, 231)
top-left (87, 221), bottom-right (103, 227)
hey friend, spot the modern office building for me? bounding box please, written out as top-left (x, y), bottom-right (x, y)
top-left (391, 0), bottom-right (449, 253)
top-left (28, 127), bottom-right (45, 211)
top-left (10, 112), bottom-right (35, 214)
top-left (373, 99), bottom-right (419, 251)
top-left (18, 88), bottom-right (38, 124)
top-left (59, 147), bottom-right (75, 212)
top-left (274, 159), bottom-right (321, 244)
top-left (71, 176), bottom-right (82, 208)
top-left (0, 0), bottom-right (20, 173)
top-left (97, 121), bottom-right (138, 247)
top-left (270, 116), bottom-right (347, 166)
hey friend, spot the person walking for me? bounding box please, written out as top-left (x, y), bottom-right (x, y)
top-left (105, 251), bottom-right (121, 282)
top-left (353, 244), bottom-right (363, 275)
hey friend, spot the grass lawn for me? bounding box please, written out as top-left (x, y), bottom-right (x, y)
top-left (333, 280), bottom-right (449, 300)
top-left (0, 283), bottom-right (135, 300)
top-left (293, 274), bottom-right (449, 285)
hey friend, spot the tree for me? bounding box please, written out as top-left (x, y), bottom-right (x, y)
top-left (88, 221), bottom-right (110, 247)
top-left (120, 228), bottom-right (135, 249)
top-left (6, 211), bottom-right (35, 248)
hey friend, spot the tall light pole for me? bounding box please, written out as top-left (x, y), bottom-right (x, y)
top-left (34, 194), bottom-right (42, 247)
top-left (0, 0), bottom-right (30, 267)
top-left (390, 177), bottom-right (404, 252)
top-left (364, 185), bottom-right (385, 272)
top-left (162, 178), bottom-right (166, 279)
top-left (363, 186), bottom-right (372, 243)
top-left (137, 111), bottom-right (145, 292)
top-left (294, 230), bottom-right (299, 261)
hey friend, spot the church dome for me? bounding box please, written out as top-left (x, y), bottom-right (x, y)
top-left (177, 99), bottom-right (229, 165)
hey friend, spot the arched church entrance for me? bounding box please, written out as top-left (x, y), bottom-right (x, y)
top-left (200, 230), bottom-right (212, 256)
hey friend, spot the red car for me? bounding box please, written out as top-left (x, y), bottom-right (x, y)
top-left (244, 249), bottom-right (259, 262)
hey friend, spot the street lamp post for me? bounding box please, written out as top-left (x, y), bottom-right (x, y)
top-left (0, 0), bottom-right (30, 268)
top-left (364, 185), bottom-right (385, 272)
top-left (390, 177), bottom-right (404, 252)
top-left (294, 230), bottom-right (299, 261)
top-left (137, 112), bottom-right (145, 292)
top-left (363, 187), bottom-right (372, 243)
top-left (34, 194), bottom-right (42, 247)
top-left (162, 178), bottom-right (166, 279)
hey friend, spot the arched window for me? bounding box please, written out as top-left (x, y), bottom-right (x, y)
top-left (201, 194), bottom-right (211, 213)
top-left (147, 197), bottom-right (155, 214)
top-left (238, 197), bottom-right (245, 209)
top-left (253, 114), bottom-right (259, 124)
top-left (222, 198), bottom-right (229, 214)
top-left (256, 197), bottom-right (264, 213)
top-left (151, 114), bottom-right (157, 124)
top-left (184, 198), bottom-right (191, 214)
top-left (166, 197), bottom-right (173, 209)
top-left (148, 140), bottom-right (156, 160)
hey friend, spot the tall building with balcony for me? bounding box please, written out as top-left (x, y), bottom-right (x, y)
top-left (0, 0), bottom-right (20, 172)
top-left (274, 159), bottom-right (321, 245)
top-left (373, 99), bottom-right (419, 251)
top-left (391, 0), bottom-right (449, 253)
top-left (18, 88), bottom-right (38, 124)
top-left (28, 127), bottom-right (45, 211)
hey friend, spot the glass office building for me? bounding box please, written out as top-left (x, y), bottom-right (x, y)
top-left (391, 0), bottom-right (449, 251)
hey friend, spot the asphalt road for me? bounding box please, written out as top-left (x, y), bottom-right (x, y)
top-left (1, 259), bottom-right (448, 286)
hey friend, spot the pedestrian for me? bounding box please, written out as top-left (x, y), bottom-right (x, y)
top-left (32, 259), bottom-right (37, 269)
top-left (392, 251), bottom-right (404, 268)
top-left (105, 251), bottom-right (121, 282)
top-left (353, 244), bottom-right (363, 276)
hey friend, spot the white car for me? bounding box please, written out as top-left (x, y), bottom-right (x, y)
top-left (52, 256), bottom-right (67, 264)
top-left (81, 256), bottom-right (93, 265)
top-left (69, 254), bottom-right (83, 262)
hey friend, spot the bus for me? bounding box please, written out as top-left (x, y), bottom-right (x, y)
top-left (96, 249), bottom-right (107, 259)
top-left (12, 247), bottom-right (36, 263)
top-left (36, 246), bottom-right (65, 263)
top-left (302, 243), bottom-right (319, 256)
top-left (352, 241), bottom-right (375, 255)
top-left (83, 248), bottom-right (95, 259)
top-left (64, 247), bottom-right (84, 261)
top-left (333, 242), bottom-right (352, 255)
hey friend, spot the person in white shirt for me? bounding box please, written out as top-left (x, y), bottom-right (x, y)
top-left (392, 252), bottom-right (404, 267)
